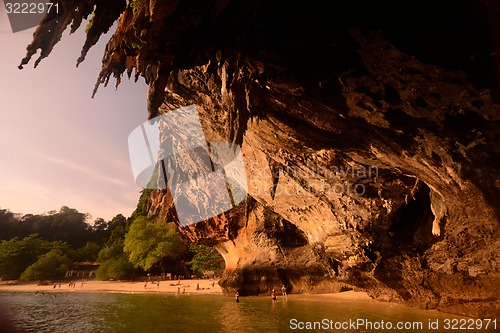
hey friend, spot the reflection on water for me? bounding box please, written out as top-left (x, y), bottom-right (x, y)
top-left (0, 292), bottom-right (495, 333)
top-left (216, 296), bottom-right (294, 332)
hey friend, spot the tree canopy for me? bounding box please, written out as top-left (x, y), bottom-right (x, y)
top-left (20, 249), bottom-right (71, 281)
top-left (0, 235), bottom-right (56, 280)
top-left (0, 207), bottom-right (135, 280)
top-left (0, 203), bottom-right (225, 281)
top-left (188, 244), bottom-right (225, 276)
top-left (124, 217), bottom-right (186, 274)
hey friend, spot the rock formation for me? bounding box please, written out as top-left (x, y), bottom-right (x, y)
top-left (21, 0), bottom-right (499, 317)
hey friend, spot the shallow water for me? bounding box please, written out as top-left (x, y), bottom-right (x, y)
top-left (0, 292), bottom-right (496, 332)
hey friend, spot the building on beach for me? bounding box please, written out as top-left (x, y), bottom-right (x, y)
top-left (65, 262), bottom-right (100, 278)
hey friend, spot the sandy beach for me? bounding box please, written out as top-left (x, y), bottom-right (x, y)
top-left (0, 279), bottom-right (223, 295)
top-left (0, 279), bottom-right (371, 301)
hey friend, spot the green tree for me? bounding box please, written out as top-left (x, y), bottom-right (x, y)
top-left (95, 224), bottom-right (135, 280)
top-left (0, 209), bottom-right (24, 240)
top-left (130, 189), bottom-right (151, 220)
top-left (107, 214), bottom-right (128, 234)
top-left (20, 249), bottom-right (71, 281)
top-left (124, 217), bottom-right (186, 274)
top-left (73, 242), bottom-right (101, 262)
top-left (0, 235), bottom-right (53, 280)
top-left (0, 206), bottom-right (106, 248)
top-left (23, 206), bottom-right (92, 248)
top-left (95, 256), bottom-right (135, 280)
top-left (188, 244), bottom-right (225, 275)
top-left (98, 242), bottom-right (125, 262)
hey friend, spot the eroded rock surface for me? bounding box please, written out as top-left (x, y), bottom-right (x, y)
top-left (21, 0), bottom-right (499, 317)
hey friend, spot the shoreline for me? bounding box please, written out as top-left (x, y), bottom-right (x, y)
top-left (0, 281), bottom-right (473, 318)
top-left (0, 280), bottom-right (371, 301)
top-left (0, 279), bottom-right (223, 296)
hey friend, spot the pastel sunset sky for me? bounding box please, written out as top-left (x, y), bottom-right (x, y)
top-left (0, 7), bottom-right (149, 221)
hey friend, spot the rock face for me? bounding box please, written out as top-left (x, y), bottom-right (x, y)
top-left (22, 0), bottom-right (499, 317)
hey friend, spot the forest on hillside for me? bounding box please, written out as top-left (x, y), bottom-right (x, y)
top-left (0, 192), bottom-right (224, 281)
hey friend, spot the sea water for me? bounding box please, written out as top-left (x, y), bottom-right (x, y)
top-left (0, 292), bottom-right (496, 332)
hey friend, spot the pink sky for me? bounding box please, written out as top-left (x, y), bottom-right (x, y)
top-left (0, 7), bottom-right (149, 221)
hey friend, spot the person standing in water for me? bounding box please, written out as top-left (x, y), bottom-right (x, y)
top-left (281, 284), bottom-right (287, 299)
top-left (271, 289), bottom-right (277, 303)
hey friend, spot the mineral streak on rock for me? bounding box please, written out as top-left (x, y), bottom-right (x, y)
top-left (20, 0), bottom-right (500, 317)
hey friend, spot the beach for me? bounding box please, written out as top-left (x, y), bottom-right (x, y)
top-left (0, 279), bottom-right (223, 295)
top-left (1, 282), bottom-right (471, 333)
top-left (0, 279), bottom-right (372, 300)
top-left (1, 280), bottom-right (475, 333)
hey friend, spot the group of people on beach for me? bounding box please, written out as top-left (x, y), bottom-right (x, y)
top-left (235, 284), bottom-right (287, 303)
top-left (67, 280), bottom-right (84, 289)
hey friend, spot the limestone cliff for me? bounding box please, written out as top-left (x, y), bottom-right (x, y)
top-left (22, 0), bottom-right (499, 317)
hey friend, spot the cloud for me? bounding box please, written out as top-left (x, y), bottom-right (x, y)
top-left (29, 150), bottom-right (130, 188)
